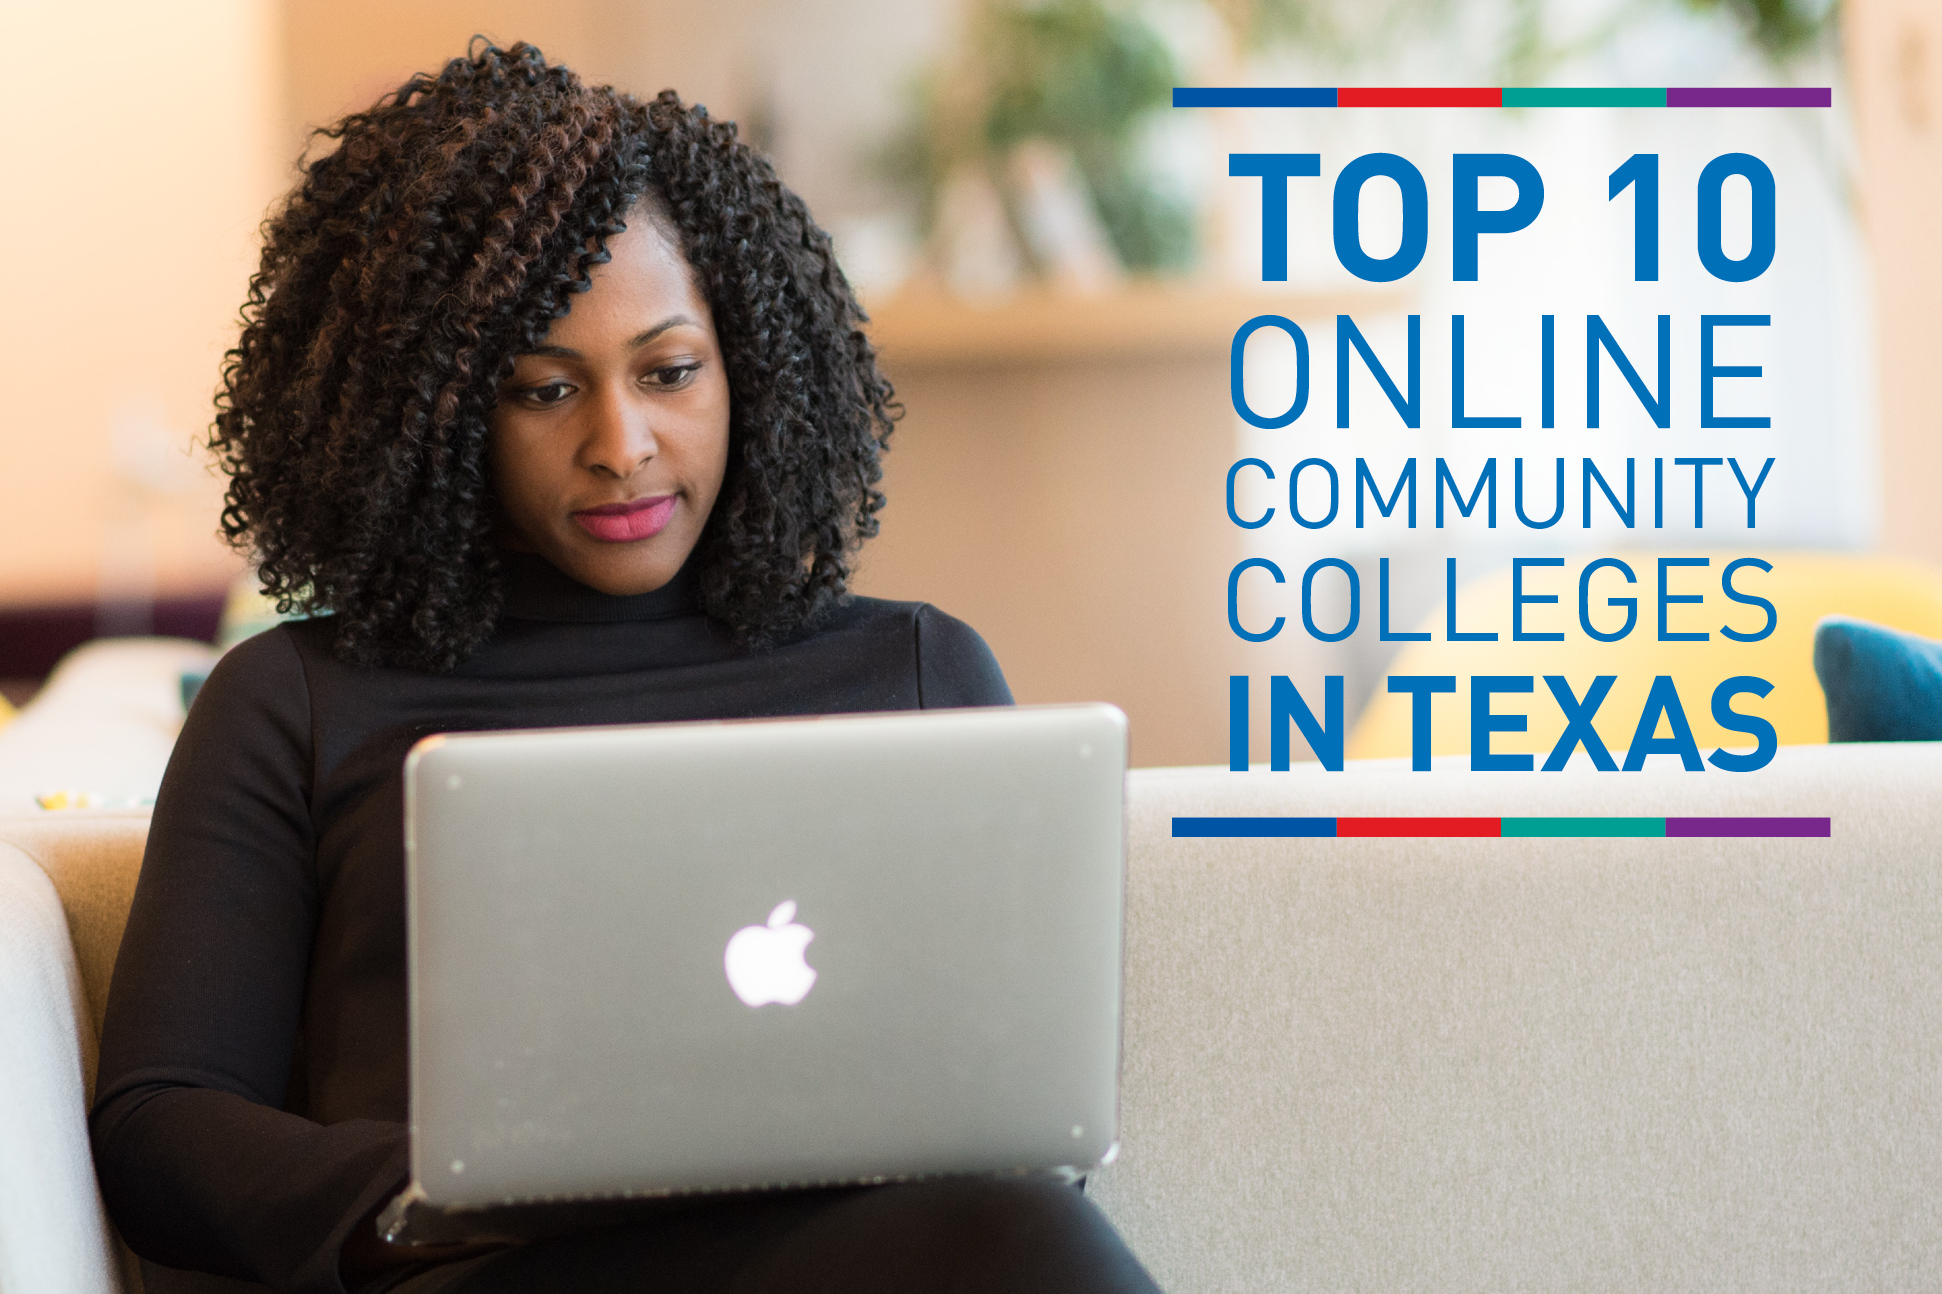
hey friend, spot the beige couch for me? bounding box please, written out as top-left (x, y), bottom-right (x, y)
top-left (1, 809), bottom-right (149, 1294)
top-left (5, 644), bottom-right (1940, 1292)
top-left (1091, 747), bottom-right (1942, 1292)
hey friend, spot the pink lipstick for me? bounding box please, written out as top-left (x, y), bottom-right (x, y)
top-left (572, 495), bottom-right (677, 542)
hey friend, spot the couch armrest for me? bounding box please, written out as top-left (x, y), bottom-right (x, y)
top-left (0, 841), bottom-right (125, 1293)
top-left (0, 811), bottom-right (150, 1077)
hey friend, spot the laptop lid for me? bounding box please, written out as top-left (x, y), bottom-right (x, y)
top-left (397, 703), bottom-right (1126, 1220)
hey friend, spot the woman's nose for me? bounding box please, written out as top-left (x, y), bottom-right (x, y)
top-left (580, 385), bottom-right (658, 480)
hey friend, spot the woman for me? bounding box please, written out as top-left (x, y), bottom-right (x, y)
top-left (90, 42), bottom-right (1161, 1294)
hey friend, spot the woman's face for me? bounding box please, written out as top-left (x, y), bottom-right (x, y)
top-left (490, 209), bottom-right (730, 596)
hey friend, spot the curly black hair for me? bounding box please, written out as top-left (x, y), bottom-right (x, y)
top-left (210, 41), bottom-right (896, 671)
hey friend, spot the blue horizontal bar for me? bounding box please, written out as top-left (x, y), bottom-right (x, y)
top-left (1173, 816), bottom-right (1337, 837)
top-left (1173, 87), bottom-right (1338, 108)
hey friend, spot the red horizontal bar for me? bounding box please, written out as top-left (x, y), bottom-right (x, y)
top-left (1337, 817), bottom-right (1502, 838)
top-left (1337, 87), bottom-right (1502, 108)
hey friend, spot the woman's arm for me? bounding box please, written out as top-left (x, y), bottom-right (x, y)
top-left (89, 629), bottom-right (407, 1294)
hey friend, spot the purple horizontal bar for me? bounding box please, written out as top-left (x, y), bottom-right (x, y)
top-left (1665, 817), bottom-right (1830, 838)
top-left (1666, 87), bottom-right (1831, 108)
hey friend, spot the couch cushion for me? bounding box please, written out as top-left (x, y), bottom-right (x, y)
top-left (1089, 742), bottom-right (1942, 1293)
top-left (1349, 552), bottom-right (1942, 759)
top-left (0, 638), bottom-right (215, 815)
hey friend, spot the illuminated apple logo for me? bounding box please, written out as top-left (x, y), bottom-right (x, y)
top-left (723, 900), bottom-right (818, 1007)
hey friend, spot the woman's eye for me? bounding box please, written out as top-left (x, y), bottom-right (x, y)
top-left (645, 363), bottom-right (702, 390)
top-left (522, 381), bottom-right (575, 407)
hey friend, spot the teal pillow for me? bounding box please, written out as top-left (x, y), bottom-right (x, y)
top-left (1813, 616), bottom-right (1942, 742)
top-left (180, 667), bottom-right (212, 711)
top-left (180, 572), bottom-right (307, 711)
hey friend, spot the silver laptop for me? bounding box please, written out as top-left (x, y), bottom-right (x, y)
top-left (381, 703), bottom-right (1126, 1243)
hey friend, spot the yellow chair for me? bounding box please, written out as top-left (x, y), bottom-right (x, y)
top-left (1346, 551), bottom-right (1942, 762)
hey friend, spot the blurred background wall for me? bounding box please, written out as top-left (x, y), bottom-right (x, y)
top-left (1, 0), bottom-right (1935, 766)
top-left (1847, 0), bottom-right (1942, 566)
top-left (0, 2), bottom-right (281, 607)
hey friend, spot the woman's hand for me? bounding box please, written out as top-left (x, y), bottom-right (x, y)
top-left (339, 1197), bottom-right (506, 1284)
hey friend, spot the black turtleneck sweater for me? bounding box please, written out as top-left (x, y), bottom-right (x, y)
top-left (89, 557), bottom-right (1012, 1294)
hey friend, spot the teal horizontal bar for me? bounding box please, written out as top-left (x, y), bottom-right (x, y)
top-left (1501, 817), bottom-right (1665, 837)
top-left (1502, 87), bottom-right (1666, 108)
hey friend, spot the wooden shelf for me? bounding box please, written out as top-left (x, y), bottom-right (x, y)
top-left (860, 281), bottom-right (1405, 368)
